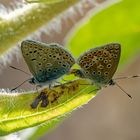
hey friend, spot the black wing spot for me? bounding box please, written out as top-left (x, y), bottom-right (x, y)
top-left (85, 71), bottom-right (89, 74)
top-left (85, 65), bottom-right (89, 69)
top-left (31, 58), bottom-right (36, 61)
top-left (62, 64), bottom-right (67, 67)
top-left (49, 54), bottom-right (52, 58)
top-left (107, 64), bottom-right (111, 68)
top-left (104, 60), bottom-right (108, 63)
top-left (47, 68), bottom-right (51, 72)
top-left (111, 54), bottom-right (114, 57)
top-left (53, 69), bottom-right (57, 73)
top-left (104, 72), bottom-right (109, 75)
top-left (98, 71), bottom-right (101, 75)
top-left (99, 57), bottom-right (103, 61)
top-left (92, 71), bottom-right (96, 75)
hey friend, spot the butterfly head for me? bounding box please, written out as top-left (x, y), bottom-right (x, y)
top-left (70, 69), bottom-right (85, 78)
top-left (28, 77), bottom-right (36, 85)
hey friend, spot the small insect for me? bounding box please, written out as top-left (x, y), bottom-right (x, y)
top-left (21, 40), bottom-right (75, 87)
top-left (70, 43), bottom-right (139, 98)
top-left (11, 40), bottom-right (75, 108)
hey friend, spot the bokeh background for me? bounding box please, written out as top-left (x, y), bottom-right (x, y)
top-left (0, 0), bottom-right (140, 140)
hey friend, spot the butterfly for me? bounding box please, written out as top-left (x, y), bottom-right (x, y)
top-left (21, 40), bottom-right (75, 87)
top-left (70, 43), bottom-right (133, 98)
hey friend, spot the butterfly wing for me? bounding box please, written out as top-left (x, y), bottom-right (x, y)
top-left (77, 43), bottom-right (121, 86)
top-left (21, 40), bottom-right (75, 84)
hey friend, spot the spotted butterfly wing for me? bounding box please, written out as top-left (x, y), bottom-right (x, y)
top-left (77, 43), bottom-right (121, 86)
top-left (21, 40), bottom-right (75, 85)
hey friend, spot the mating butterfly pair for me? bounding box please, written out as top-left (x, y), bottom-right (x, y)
top-left (21, 40), bottom-right (121, 88)
top-left (12, 40), bottom-right (133, 108)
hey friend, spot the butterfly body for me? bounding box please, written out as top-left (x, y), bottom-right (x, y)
top-left (71, 43), bottom-right (121, 88)
top-left (21, 40), bottom-right (75, 86)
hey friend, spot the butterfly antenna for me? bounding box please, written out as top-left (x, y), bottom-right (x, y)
top-left (114, 75), bottom-right (140, 80)
top-left (115, 82), bottom-right (132, 99)
top-left (9, 66), bottom-right (30, 75)
top-left (11, 79), bottom-right (30, 91)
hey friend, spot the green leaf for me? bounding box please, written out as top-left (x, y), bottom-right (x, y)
top-left (26, 0), bottom-right (63, 4)
top-left (67, 0), bottom-right (140, 68)
top-left (0, 79), bottom-right (97, 136)
top-left (0, 0), bottom-right (79, 56)
top-left (28, 115), bottom-right (66, 140)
